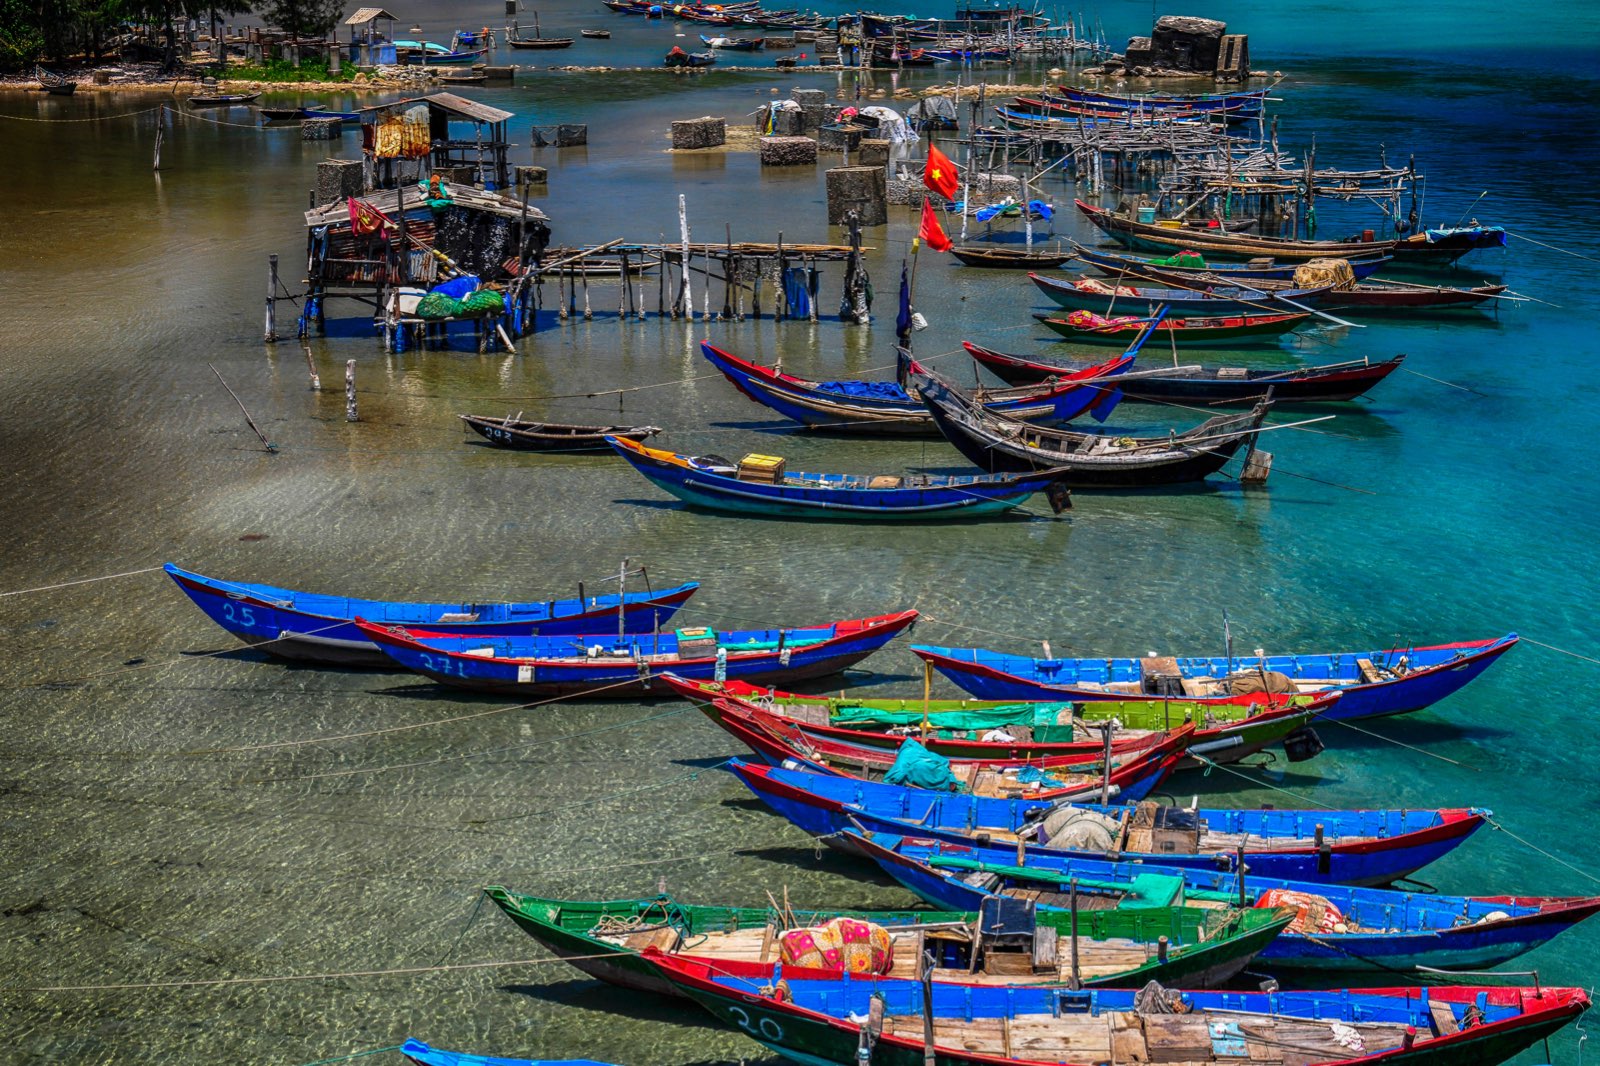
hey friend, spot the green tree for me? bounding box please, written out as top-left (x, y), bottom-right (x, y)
top-left (259, 0), bottom-right (341, 38)
top-left (0, 0), bottom-right (46, 69)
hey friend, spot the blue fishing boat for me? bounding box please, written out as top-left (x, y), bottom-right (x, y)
top-left (1029, 272), bottom-right (1330, 315)
top-left (605, 436), bottom-right (1073, 520)
top-left (699, 341), bottom-right (1130, 436)
top-left (729, 758), bottom-right (1488, 886)
top-left (352, 609), bottom-right (918, 696)
top-left (401, 1040), bottom-right (618, 1066)
top-left (645, 950), bottom-right (1589, 1066)
top-left (846, 831), bottom-right (1600, 973)
top-left (164, 562), bottom-right (698, 668)
top-left (1055, 85), bottom-right (1270, 121)
top-left (395, 39), bottom-right (490, 63)
top-left (911, 635), bottom-right (1519, 721)
top-left (1073, 242), bottom-right (1395, 283)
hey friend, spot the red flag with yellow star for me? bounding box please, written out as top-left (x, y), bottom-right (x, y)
top-left (347, 196), bottom-right (393, 238)
top-left (919, 198), bottom-right (953, 252)
top-left (923, 143), bottom-right (960, 201)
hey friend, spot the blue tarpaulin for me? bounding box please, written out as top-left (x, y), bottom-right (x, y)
top-left (884, 739), bottom-right (961, 791)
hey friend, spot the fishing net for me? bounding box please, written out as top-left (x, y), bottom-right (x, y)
top-left (415, 292), bottom-right (463, 319)
top-left (460, 289), bottom-right (509, 316)
top-left (1150, 250), bottom-right (1207, 267)
top-left (778, 917), bottom-right (894, 974)
top-left (1293, 258), bottom-right (1357, 291)
top-left (1038, 806), bottom-right (1121, 850)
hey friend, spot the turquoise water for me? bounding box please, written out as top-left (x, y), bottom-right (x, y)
top-left (1, 1), bottom-right (1598, 1063)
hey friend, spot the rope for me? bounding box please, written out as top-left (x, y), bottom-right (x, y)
top-left (174, 106), bottom-right (306, 132)
top-left (290, 1045), bottom-right (404, 1066)
top-left (465, 760), bottom-right (731, 825)
top-left (0, 105), bottom-right (164, 122)
top-left (1318, 717), bottom-right (1476, 769)
top-left (1507, 231), bottom-right (1600, 265)
top-left (1486, 817), bottom-right (1600, 887)
top-left (0, 565), bottom-right (163, 598)
top-left (292, 705), bottom-right (695, 780)
top-left (0, 948), bottom-right (636, 994)
top-left (1188, 754), bottom-right (1339, 810)
top-left (1522, 637), bottom-right (1600, 667)
top-left (190, 675), bottom-right (648, 754)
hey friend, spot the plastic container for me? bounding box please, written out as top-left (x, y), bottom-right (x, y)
top-left (1136, 205), bottom-right (1158, 224)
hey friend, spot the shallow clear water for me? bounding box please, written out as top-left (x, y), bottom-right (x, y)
top-left (2, 1), bottom-right (1598, 1063)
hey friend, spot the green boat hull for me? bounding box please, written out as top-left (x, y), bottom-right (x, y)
top-left (483, 889), bottom-right (1291, 995)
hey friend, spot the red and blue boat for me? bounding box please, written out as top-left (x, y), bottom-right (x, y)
top-left (645, 949), bottom-right (1588, 1066)
top-left (911, 635), bottom-right (1519, 721)
top-left (849, 831), bottom-right (1600, 974)
top-left (699, 341), bottom-right (1130, 435)
top-left (164, 562), bottom-right (698, 667)
top-left (729, 757), bottom-right (1488, 886)
top-left (352, 609), bottom-right (918, 696)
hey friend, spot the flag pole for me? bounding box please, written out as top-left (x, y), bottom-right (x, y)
top-left (907, 235), bottom-right (921, 353)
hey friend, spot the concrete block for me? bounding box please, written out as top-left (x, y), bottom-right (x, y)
top-left (314, 157), bottom-right (364, 205)
top-left (302, 117), bottom-right (343, 142)
top-left (826, 165), bottom-right (888, 226)
top-left (857, 138), bottom-right (890, 167)
top-left (671, 115), bottom-right (727, 149)
top-left (759, 135), bottom-right (818, 166)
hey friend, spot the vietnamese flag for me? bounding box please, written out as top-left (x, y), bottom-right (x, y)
top-left (923, 143), bottom-right (960, 201)
top-left (919, 198), bottom-right (953, 252)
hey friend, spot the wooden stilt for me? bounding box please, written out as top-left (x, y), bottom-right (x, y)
top-left (264, 254), bottom-right (279, 343)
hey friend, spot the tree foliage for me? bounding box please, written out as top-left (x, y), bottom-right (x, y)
top-left (0, 0), bottom-right (253, 69)
top-left (258, 0), bottom-right (341, 38)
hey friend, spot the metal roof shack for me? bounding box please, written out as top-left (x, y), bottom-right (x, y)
top-left (345, 8), bottom-right (399, 65)
top-left (357, 93), bottom-right (516, 192)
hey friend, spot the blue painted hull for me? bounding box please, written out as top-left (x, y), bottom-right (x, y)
top-left (730, 759), bottom-right (1486, 886)
top-left (913, 635), bottom-right (1518, 721)
top-left (699, 341), bottom-right (1126, 435)
top-left (402, 1039), bottom-right (617, 1066)
top-left (165, 563), bottom-right (698, 667)
top-left (607, 439), bottom-right (1066, 520)
top-left (357, 611), bottom-right (918, 696)
top-left (854, 833), bottom-right (1600, 973)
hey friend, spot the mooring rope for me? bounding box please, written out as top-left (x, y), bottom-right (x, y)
top-left (1318, 717), bottom-right (1476, 770)
top-left (1187, 754), bottom-right (1340, 810)
top-left (0, 565), bottom-right (164, 598)
top-left (290, 1046), bottom-right (404, 1066)
top-left (1522, 637), bottom-right (1600, 668)
top-left (0, 104), bottom-right (164, 122)
top-left (1486, 818), bottom-right (1600, 887)
top-left (1507, 231), bottom-right (1600, 265)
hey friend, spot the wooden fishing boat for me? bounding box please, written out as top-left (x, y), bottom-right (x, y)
top-left (395, 40), bottom-right (490, 63)
top-left (706, 703), bottom-right (1196, 802)
top-left (437, 71), bottom-right (488, 83)
top-left (579, 28), bottom-right (611, 37)
top-left (910, 633), bottom-right (1521, 721)
top-left (850, 832), bottom-right (1600, 974)
top-left (163, 562), bottom-right (698, 667)
top-left (1035, 308), bottom-right (1310, 345)
top-left (1056, 84), bottom-right (1270, 120)
top-left (1075, 242), bottom-right (1394, 282)
top-left (1392, 223), bottom-right (1508, 263)
top-left (482, 887), bottom-right (1295, 994)
top-left (258, 104), bottom-right (316, 121)
top-left (1029, 272), bottom-right (1328, 315)
top-left (352, 609), bottom-right (919, 696)
top-left (1236, 275), bottom-right (1511, 311)
top-left (729, 757), bottom-right (1490, 886)
top-left (949, 245), bottom-right (1076, 269)
top-left (662, 674), bottom-right (1330, 768)
top-left (965, 343), bottom-right (1406, 405)
top-left (648, 950), bottom-right (1588, 1066)
top-left (700, 341), bottom-right (1130, 436)
top-left (458, 414), bottom-right (661, 451)
top-left (187, 92), bottom-right (262, 107)
top-left (506, 19), bottom-right (575, 48)
top-left (606, 435), bottom-right (1073, 519)
top-left (663, 45), bottom-right (717, 66)
top-left (916, 368), bottom-right (1273, 487)
top-left (1078, 199), bottom-right (1399, 262)
top-left (700, 33), bottom-right (764, 48)
top-left (401, 1040), bottom-right (618, 1066)
top-left (36, 67), bottom-right (77, 95)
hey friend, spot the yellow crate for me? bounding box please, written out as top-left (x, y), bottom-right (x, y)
top-left (737, 453), bottom-right (787, 483)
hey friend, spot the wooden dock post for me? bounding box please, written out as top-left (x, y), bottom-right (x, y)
top-left (302, 343), bottom-right (321, 390)
top-left (152, 106), bottom-right (164, 171)
top-left (264, 254), bottom-right (279, 343)
top-left (678, 193), bottom-right (693, 321)
top-left (345, 360), bottom-right (358, 421)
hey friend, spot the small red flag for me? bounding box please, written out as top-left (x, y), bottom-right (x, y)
top-left (347, 196), bottom-right (393, 237)
top-left (923, 142), bottom-right (960, 201)
top-left (919, 198), bottom-right (953, 252)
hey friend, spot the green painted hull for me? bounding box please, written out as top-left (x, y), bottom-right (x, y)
top-left (483, 889), bottom-right (1291, 995)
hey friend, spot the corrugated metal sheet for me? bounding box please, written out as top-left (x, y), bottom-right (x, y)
top-left (345, 7), bottom-right (399, 24)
